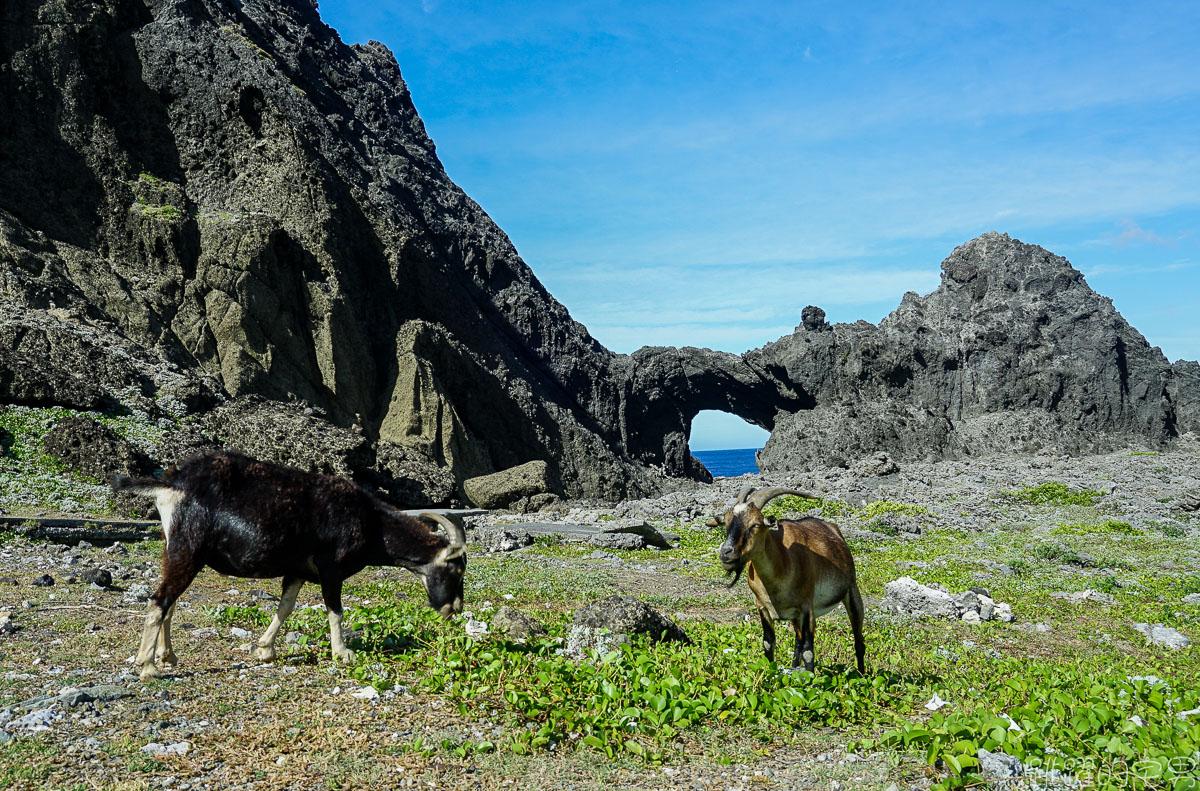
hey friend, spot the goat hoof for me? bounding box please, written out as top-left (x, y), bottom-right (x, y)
top-left (139, 665), bottom-right (162, 682)
top-left (156, 652), bottom-right (178, 668)
top-left (333, 648), bottom-right (356, 664)
top-left (254, 645), bottom-right (277, 663)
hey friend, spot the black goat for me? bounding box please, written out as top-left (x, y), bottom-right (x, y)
top-left (113, 450), bottom-right (466, 681)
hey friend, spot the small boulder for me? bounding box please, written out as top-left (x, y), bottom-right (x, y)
top-left (141, 741), bottom-right (190, 756)
top-left (596, 520), bottom-right (672, 549)
top-left (976, 749), bottom-right (1024, 781)
top-left (853, 452), bottom-right (899, 477)
top-left (1133, 623), bottom-right (1191, 650)
top-left (1051, 590), bottom-right (1116, 605)
top-left (978, 595), bottom-right (996, 621)
top-left (7, 705), bottom-right (60, 732)
top-left (463, 461), bottom-right (554, 509)
top-left (42, 416), bottom-right (153, 481)
top-left (589, 532), bottom-right (646, 551)
top-left (570, 596), bottom-right (690, 649)
top-left (1182, 593), bottom-right (1200, 605)
top-left (800, 305), bottom-right (829, 332)
top-left (490, 607), bottom-right (547, 641)
top-left (953, 590), bottom-right (981, 615)
top-left (470, 528), bottom-right (534, 553)
top-left (882, 577), bottom-right (957, 619)
top-left (81, 568), bottom-right (113, 589)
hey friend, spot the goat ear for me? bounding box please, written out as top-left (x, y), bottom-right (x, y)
top-left (764, 515), bottom-right (778, 527)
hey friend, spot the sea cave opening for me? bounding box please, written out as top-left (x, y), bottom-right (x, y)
top-left (688, 410), bottom-right (770, 477)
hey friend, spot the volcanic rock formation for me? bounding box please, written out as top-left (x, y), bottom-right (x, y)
top-left (751, 232), bottom-right (1200, 471)
top-left (2, 0), bottom-right (1197, 502)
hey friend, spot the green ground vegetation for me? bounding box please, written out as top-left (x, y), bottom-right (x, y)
top-left (185, 499), bottom-right (1200, 791)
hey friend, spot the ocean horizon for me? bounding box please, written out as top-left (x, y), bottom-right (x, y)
top-left (692, 447), bottom-right (761, 477)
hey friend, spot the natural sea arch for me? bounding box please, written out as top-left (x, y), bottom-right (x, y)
top-left (689, 410), bottom-right (770, 452)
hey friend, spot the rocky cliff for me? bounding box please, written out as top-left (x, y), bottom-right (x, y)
top-left (2, 0), bottom-right (1196, 504)
top-left (751, 233), bottom-right (1200, 470)
top-left (0, 0), bottom-right (659, 501)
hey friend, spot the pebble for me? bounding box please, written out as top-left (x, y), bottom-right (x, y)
top-left (142, 741), bottom-right (190, 756)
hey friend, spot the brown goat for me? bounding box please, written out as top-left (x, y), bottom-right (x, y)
top-left (113, 451), bottom-right (467, 681)
top-left (716, 486), bottom-right (865, 673)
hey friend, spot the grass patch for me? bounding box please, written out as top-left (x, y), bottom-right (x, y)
top-left (1032, 543), bottom-right (1092, 566)
top-left (1005, 482), bottom-right (1105, 507)
top-left (1052, 519), bottom-right (1142, 536)
top-left (762, 495), bottom-right (928, 525)
top-left (0, 736), bottom-right (58, 785)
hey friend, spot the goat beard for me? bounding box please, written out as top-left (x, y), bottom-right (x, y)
top-left (724, 561), bottom-right (746, 589)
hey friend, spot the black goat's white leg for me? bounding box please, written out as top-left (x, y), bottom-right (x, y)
top-left (318, 574), bottom-right (354, 663)
top-left (137, 558), bottom-right (200, 681)
top-left (155, 603), bottom-right (178, 668)
top-left (758, 609), bottom-right (776, 663)
top-left (256, 577), bottom-right (303, 663)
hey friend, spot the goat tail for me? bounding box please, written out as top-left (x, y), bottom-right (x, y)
top-left (110, 474), bottom-right (166, 497)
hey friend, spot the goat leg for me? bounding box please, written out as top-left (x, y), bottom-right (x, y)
top-left (155, 603), bottom-right (178, 668)
top-left (137, 557), bottom-right (200, 681)
top-left (845, 585), bottom-right (867, 674)
top-left (758, 609), bottom-right (776, 663)
top-left (318, 573), bottom-right (355, 663)
top-left (794, 610), bottom-right (815, 672)
top-left (256, 577), bottom-right (303, 662)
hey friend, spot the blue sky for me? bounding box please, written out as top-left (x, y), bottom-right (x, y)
top-left (318, 1), bottom-right (1200, 450)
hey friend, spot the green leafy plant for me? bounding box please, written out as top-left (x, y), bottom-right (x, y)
top-left (1052, 519), bottom-right (1142, 536)
top-left (1032, 543), bottom-right (1091, 566)
top-left (1005, 482), bottom-right (1105, 507)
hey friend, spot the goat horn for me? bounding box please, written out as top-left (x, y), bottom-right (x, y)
top-left (418, 512), bottom-right (466, 551)
top-left (734, 486), bottom-right (755, 505)
top-left (746, 487), bottom-right (821, 511)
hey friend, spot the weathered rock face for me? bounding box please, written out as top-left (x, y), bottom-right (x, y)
top-left (0, 0), bottom-right (664, 500)
top-left (2, 0), bottom-right (1197, 499)
top-left (753, 233), bottom-right (1200, 471)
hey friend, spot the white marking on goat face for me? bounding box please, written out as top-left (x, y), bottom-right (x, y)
top-left (155, 489), bottom-right (184, 544)
top-left (733, 503), bottom-right (750, 517)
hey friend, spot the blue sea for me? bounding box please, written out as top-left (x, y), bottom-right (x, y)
top-left (692, 447), bottom-right (761, 477)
